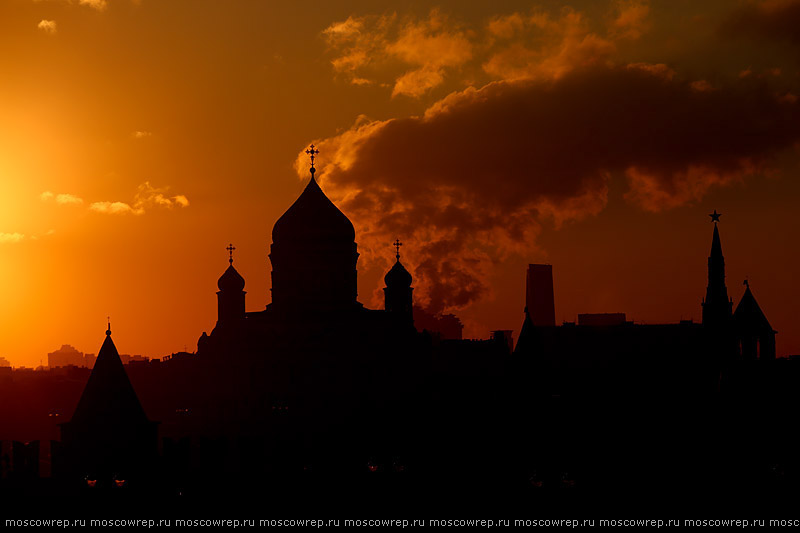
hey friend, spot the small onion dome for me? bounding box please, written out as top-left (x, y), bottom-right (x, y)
top-left (385, 260), bottom-right (412, 288)
top-left (272, 177), bottom-right (355, 244)
top-left (218, 264), bottom-right (245, 292)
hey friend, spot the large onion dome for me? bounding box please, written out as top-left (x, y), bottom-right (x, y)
top-left (268, 157), bottom-right (360, 312)
top-left (272, 177), bottom-right (355, 245)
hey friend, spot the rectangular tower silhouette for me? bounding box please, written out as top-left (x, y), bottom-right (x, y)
top-left (526, 264), bottom-right (556, 326)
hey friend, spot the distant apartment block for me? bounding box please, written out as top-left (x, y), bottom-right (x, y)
top-left (47, 345), bottom-right (96, 369)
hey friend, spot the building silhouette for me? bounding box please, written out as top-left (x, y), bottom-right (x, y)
top-left (53, 323), bottom-right (158, 488)
top-left (526, 264), bottom-right (556, 326)
top-left (412, 307), bottom-right (464, 339)
top-left (516, 213), bottom-right (775, 365)
top-left (384, 240), bottom-right (414, 326)
top-left (702, 212), bottom-right (734, 327)
top-left (510, 212), bottom-right (783, 493)
top-left (179, 156), bottom-right (441, 488)
top-left (47, 345), bottom-right (95, 369)
top-left (734, 281), bottom-right (776, 360)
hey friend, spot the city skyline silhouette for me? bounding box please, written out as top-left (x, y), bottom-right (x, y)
top-left (1, 0), bottom-right (799, 516)
top-left (1, 150), bottom-right (795, 511)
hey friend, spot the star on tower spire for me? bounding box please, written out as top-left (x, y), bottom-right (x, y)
top-left (709, 209), bottom-right (721, 223)
top-left (305, 144), bottom-right (320, 176)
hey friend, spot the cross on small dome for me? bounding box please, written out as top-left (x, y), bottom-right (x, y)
top-left (394, 238), bottom-right (402, 261)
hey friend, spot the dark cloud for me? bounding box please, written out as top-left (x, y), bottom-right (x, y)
top-left (722, 0), bottom-right (800, 47)
top-left (305, 64), bottom-right (800, 314)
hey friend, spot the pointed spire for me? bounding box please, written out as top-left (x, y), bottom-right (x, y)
top-left (711, 223), bottom-right (723, 258)
top-left (735, 282), bottom-right (765, 322)
top-left (702, 210), bottom-right (732, 326)
top-left (68, 323), bottom-right (150, 426)
top-left (709, 209), bottom-right (723, 259)
top-left (734, 280), bottom-right (776, 359)
top-left (734, 281), bottom-right (773, 331)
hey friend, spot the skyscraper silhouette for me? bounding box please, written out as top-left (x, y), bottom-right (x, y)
top-left (525, 264), bottom-right (556, 327)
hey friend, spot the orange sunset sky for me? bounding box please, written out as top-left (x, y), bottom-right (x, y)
top-left (1, 0), bottom-right (799, 367)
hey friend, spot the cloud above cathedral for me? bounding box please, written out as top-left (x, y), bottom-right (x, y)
top-left (323, 10), bottom-right (474, 97)
top-left (722, 0), bottom-right (800, 49)
top-left (40, 191), bottom-right (84, 205)
top-left (42, 182), bottom-right (189, 216)
top-left (0, 232), bottom-right (25, 244)
top-left (78, 0), bottom-right (107, 10)
top-left (37, 19), bottom-right (57, 34)
top-left (303, 61), bottom-right (800, 315)
top-left (322, 2), bottom-right (651, 99)
top-left (89, 182), bottom-right (189, 215)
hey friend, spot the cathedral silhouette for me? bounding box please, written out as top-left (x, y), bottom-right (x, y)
top-left (1, 148), bottom-right (795, 510)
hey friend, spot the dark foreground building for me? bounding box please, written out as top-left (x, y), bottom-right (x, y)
top-left (52, 324), bottom-right (158, 488)
top-left (509, 214), bottom-right (789, 500)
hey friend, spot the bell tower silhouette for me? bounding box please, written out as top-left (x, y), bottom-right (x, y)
top-left (383, 238), bottom-right (414, 326)
top-left (702, 210), bottom-right (733, 327)
top-left (217, 243), bottom-right (246, 326)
